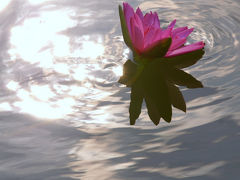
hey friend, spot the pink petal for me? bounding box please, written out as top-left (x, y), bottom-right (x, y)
top-left (142, 12), bottom-right (160, 35)
top-left (153, 28), bottom-right (172, 43)
top-left (123, 3), bottom-right (135, 37)
top-left (176, 28), bottom-right (194, 38)
top-left (143, 13), bottom-right (153, 25)
top-left (165, 41), bottom-right (205, 57)
top-left (172, 26), bottom-right (188, 36)
top-left (136, 7), bottom-right (144, 20)
top-left (143, 13), bottom-right (151, 32)
top-left (192, 41), bottom-right (205, 46)
top-left (144, 27), bottom-right (157, 50)
top-left (143, 27), bottom-right (172, 51)
top-left (130, 17), bottom-right (144, 53)
top-left (153, 12), bottom-right (160, 28)
top-left (134, 14), bottom-right (144, 35)
top-left (151, 28), bottom-right (161, 43)
top-left (161, 28), bottom-right (172, 39)
top-left (168, 19), bottom-right (176, 29)
top-left (169, 37), bottom-right (187, 51)
top-left (169, 28), bottom-right (194, 51)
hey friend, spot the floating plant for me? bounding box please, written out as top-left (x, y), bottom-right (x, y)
top-left (118, 3), bottom-right (205, 125)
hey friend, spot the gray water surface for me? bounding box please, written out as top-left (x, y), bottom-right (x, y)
top-left (0, 0), bottom-right (240, 179)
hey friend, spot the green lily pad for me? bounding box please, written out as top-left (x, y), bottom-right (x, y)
top-left (129, 79), bottom-right (144, 125)
top-left (165, 67), bottom-right (203, 88)
top-left (167, 82), bottom-right (186, 112)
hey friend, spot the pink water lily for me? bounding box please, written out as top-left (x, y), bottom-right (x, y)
top-left (122, 2), bottom-right (204, 57)
top-left (118, 3), bottom-right (205, 125)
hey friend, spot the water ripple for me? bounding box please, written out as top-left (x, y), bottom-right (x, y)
top-left (0, 0), bottom-right (240, 179)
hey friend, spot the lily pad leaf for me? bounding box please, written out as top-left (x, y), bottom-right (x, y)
top-left (166, 68), bottom-right (203, 88)
top-left (167, 82), bottom-right (186, 112)
top-left (118, 60), bottom-right (137, 86)
top-left (144, 94), bottom-right (161, 125)
top-left (129, 80), bottom-right (144, 125)
top-left (141, 60), bottom-right (172, 123)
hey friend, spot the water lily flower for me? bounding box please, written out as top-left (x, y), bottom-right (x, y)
top-left (119, 2), bottom-right (205, 58)
top-left (118, 2), bottom-right (205, 125)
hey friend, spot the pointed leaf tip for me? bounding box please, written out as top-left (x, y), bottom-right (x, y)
top-left (167, 83), bottom-right (186, 112)
top-left (130, 118), bottom-right (136, 125)
top-left (129, 80), bottom-right (144, 125)
top-left (165, 68), bottom-right (204, 89)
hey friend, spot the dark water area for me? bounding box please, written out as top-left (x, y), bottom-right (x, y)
top-left (0, 0), bottom-right (240, 179)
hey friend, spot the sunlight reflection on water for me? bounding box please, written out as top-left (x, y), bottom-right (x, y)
top-left (9, 9), bottom-right (76, 65)
top-left (3, 3), bottom-right (111, 121)
top-left (73, 35), bottom-right (105, 59)
top-left (0, 0), bottom-right (240, 179)
top-left (0, 0), bottom-right (12, 12)
top-left (28, 0), bottom-right (55, 5)
top-left (1, 0), bottom-right (238, 126)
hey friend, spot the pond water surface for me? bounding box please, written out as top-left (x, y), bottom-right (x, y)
top-left (0, 0), bottom-right (240, 179)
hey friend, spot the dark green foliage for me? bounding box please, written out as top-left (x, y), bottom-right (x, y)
top-left (118, 49), bottom-right (204, 125)
top-left (164, 68), bottom-right (203, 88)
top-left (167, 83), bottom-right (186, 112)
top-left (118, 60), bottom-right (137, 86)
top-left (141, 58), bottom-right (172, 124)
top-left (129, 80), bottom-right (144, 125)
